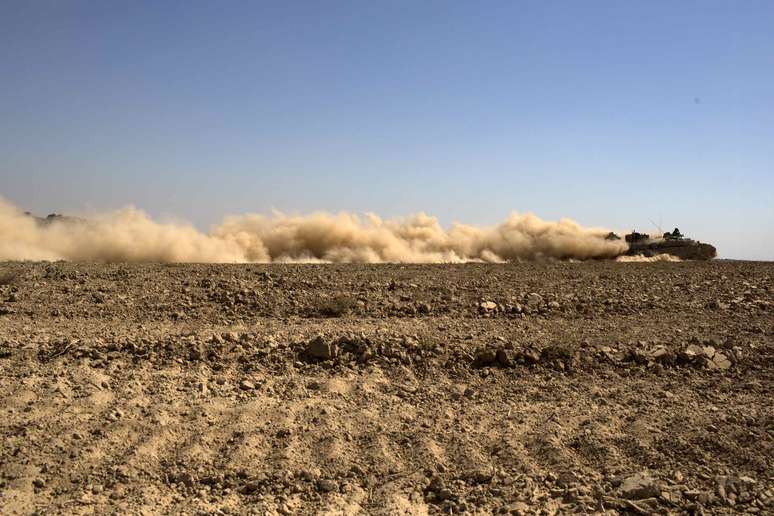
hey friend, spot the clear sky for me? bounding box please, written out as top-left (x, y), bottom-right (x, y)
top-left (1, 1), bottom-right (772, 259)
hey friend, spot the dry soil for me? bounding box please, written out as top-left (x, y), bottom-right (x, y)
top-left (0, 261), bottom-right (772, 515)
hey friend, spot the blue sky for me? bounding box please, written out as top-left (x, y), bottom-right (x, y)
top-left (1, 1), bottom-right (772, 259)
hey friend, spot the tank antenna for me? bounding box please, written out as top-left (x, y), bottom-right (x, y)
top-left (648, 217), bottom-right (662, 235)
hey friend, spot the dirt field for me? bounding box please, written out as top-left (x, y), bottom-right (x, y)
top-left (0, 261), bottom-right (772, 515)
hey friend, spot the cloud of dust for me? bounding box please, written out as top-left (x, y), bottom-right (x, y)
top-left (616, 254), bottom-right (682, 263)
top-left (0, 197), bottom-right (629, 263)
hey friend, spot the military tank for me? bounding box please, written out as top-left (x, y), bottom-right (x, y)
top-left (607, 228), bottom-right (717, 260)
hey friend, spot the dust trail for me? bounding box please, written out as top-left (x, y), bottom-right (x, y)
top-left (616, 254), bottom-right (682, 262)
top-left (0, 198), bottom-right (628, 263)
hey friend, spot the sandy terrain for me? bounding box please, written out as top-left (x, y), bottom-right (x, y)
top-left (0, 261), bottom-right (772, 515)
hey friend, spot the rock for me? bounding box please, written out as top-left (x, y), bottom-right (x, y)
top-left (437, 488), bottom-right (453, 500)
top-left (709, 351), bottom-right (732, 369)
top-left (519, 348), bottom-right (541, 365)
top-left (297, 468), bottom-right (320, 481)
top-left (239, 481), bottom-right (261, 494)
top-left (480, 301), bottom-right (497, 312)
top-left (503, 501), bottom-right (530, 515)
top-left (681, 344), bottom-right (703, 359)
top-left (472, 349), bottom-right (497, 368)
top-left (306, 335), bottom-right (337, 360)
top-left (708, 300), bottom-right (729, 310)
top-left (680, 344), bottom-right (731, 369)
top-left (649, 346), bottom-right (671, 362)
top-left (427, 476), bottom-right (445, 492)
top-left (175, 471), bottom-right (195, 487)
top-left (317, 479), bottom-right (338, 493)
top-left (556, 471), bottom-right (579, 487)
top-left (468, 469), bottom-right (493, 484)
top-left (683, 489), bottom-right (702, 501)
top-left (496, 348), bottom-right (515, 367)
top-left (240, 380), bottom-right (255, 390)
top-left (621, 472), bottom-right (660, 500)
top-left (223, 331), bottom-right (240, 343)
top-left (189, 342), bottom-right (206, 361)
top-left (525, 293), bottom-right (543, 306)
top-left (547, 300), bottom-right (561, 310)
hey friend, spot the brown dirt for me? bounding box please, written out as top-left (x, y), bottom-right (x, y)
top-left (0, 261), bottom-right (772, 515)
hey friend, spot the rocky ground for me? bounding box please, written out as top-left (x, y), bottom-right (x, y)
top-left (0, 261), bottom-right (772, 515)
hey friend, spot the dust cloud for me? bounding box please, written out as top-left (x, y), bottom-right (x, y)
top-left (616, 254), bottom-right (682, 263)
top-left (0, 198), bottom-right (628, 263)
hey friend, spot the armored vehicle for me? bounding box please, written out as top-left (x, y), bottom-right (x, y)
top-left (620, 228), bottom-right (716, 260)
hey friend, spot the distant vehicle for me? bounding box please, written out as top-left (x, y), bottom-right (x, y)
top-left (608, 228), bottom-right (717, 260)
top-left (27, 212), bottom-right (86, 226)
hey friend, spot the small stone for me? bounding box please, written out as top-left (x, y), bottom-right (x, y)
top-left (472, 349), bottom-right (497, 368)
top-left (504, 501), bottom-right (530, 515)
top-left (176, 472), bottom-right (195, 487)
top-left (306, 335), bottom-right (336, 360)
top-left (469, 469), bottom-right (493, 484)
top-left (480, 301), bottom-right (497, 312)
top-left (428, 476), bottom-right (445, 492)
top-left (496, 349), bottom-right (515, 367)
top-left (240, 380), bottom-right (255, 390)
top-left (697, 491), bottom-right (713, 505)
top-left (710, 352), bottom-right (732, 369)
top-left (239, 481), bottom-right (261, 494)
top-left (437, 488), bottom-right (453, 500)
top-left (621, 472), bottom-right (660, 500)
top-left (525, 293), bottom-right (543, 306)
top-left (684, 489), bottom-right (702, 501)
top-left (708, 300), bottom-right (730, 310)
top-left (556, 471), bottom-right (579, 487)
top-left (297, 468), bottom-right (320, 481)
top-left (317, 479), bottom-right (338, 493)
